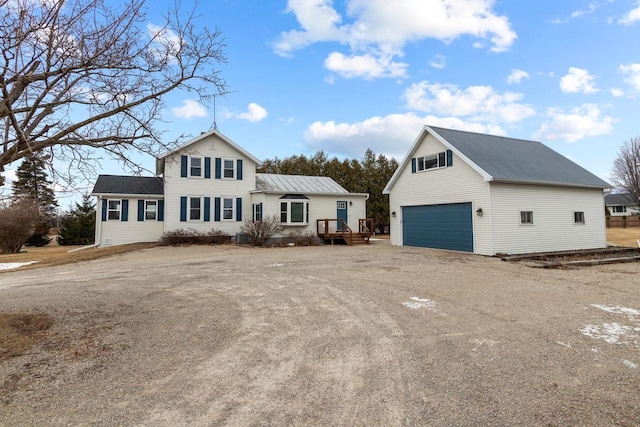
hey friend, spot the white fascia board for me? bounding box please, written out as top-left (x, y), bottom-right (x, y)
top-left (91, 193), bottom-right (164, 198)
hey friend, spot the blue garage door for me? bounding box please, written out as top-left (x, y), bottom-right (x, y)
top-left (402, 203), bottom-right (473, 252)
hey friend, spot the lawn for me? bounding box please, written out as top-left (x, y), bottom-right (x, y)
top-left (606, 227), bottom-right (640, 247)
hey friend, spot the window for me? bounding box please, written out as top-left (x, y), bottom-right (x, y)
top-left (520, 211), bottom-right (533, 225)
top-left (189, 156), bottom-right (203, 177)
top-left (417, 151), bottom-right (447, 171)
top-left (280, 200), bottom-right (309, 225)
top-left (145, 200), bottom-right (157, 220)
top-left (253, 203), bottom-right (262, 222)
top-left (190, 197), bottom-right (202, 220)
top-left (108, 200), bottom-right (121, 220)
top-left (574, 211), bottom-right (585, 224)
top-left (222, 198), bottom-right (234, 220)
top-left (612, 206), bottom-right (627, 213)
top-left (223, 159), bottom-right (235, 179)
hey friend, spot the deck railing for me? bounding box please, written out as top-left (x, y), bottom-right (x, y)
top-left (317, 218), bottom-right (374, 245)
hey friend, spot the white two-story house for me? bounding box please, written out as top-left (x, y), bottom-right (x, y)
top-left (92, 130), bottom-right (368, 246)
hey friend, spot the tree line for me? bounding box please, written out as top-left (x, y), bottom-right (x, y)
top-left (258, 149), bottom-right (398, 231)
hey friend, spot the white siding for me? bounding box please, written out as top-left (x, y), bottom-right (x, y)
top-left (260, 193), bottom-right (367, 236)
top-left (163, 133), bottom-right (256, 236)
top-left (96, 196), bottom-right (164, 246)
top-left (490, 183), bottom-right (607, 254)
top-left (388, 133), bottom-right (492, 254)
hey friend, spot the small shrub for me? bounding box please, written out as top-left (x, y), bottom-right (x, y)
top-left (160, 228), bottom-right (230, 246)
top-left (0, 199), bottom-right (40, 254)
top-left (25, 220), bottom-right (52, 247)
top-left (283, 231), bottom-right (321, 246)
top-left (240, 215), bottom-right (282, 246)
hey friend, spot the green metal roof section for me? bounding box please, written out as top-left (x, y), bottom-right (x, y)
top-left (384, 126), bottom-right (611, 193)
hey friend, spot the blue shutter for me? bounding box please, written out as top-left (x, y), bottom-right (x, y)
top-left (236, 197), bottom-right (242, 221)
top-left (181, 156), bottom-right (188, 177)
top-left (204, 157), bottom-right (211, 179)
top-left (101, 199), bottom-right (107, 221)
top-left (204, 197), bottom-right (211, 222)
top-left (446, 150), bottom-right (453, 167)
top-left (158, 200), bottom-right (164, 221)
top-left (215, 158), bottom-right (221, 179)
top-left (180, 197), bottom-right (187, 222)
top-left (259, 202), bottom-right (263, 221)
top-left (121, 199), bottom-right (129, 221)
top-left (237, 159), bottom-right (243, 180)
top-left (138, 200), bottom-right (144, 221)
top-left (214, 197), bottom-right (221, 221)
top-left (411, 158), bottom-right (417, 173)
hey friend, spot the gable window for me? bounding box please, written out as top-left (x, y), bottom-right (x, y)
top-left (280, 195), bottom-right (309, 225)
top-left (223, 159), bottom-right (235, 179)
top-left (520, 210), bottom-right (533, 225)
top-left (145, 200), bottom-right (157, 220)
top-left (189, 156), bottom-right (203, 177)
top-left (417, 151), bottom-right (447, 172)
top-left (108, 200), bottom-right (121, 220)
top-left (574, 211), bottom-right (585, 224)
top-left (612, 206), bottom-right (626, 213)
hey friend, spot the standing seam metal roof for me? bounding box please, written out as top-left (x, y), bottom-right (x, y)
top-left (255, 173), bottom-right (349, 194)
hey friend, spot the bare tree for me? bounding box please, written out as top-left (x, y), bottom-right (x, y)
top-left (0, 0), bottom-right (227, 186)
top-left (611, 136), bottom-right (640, 205)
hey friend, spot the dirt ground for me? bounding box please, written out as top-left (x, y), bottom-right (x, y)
top-left (1, 241), bottom-right (639, 426)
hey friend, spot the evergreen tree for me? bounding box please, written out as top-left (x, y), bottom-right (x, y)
top-left (57, 194), bottom-right (96, 246)
top-left (12, 154), bottom-right (58, 246)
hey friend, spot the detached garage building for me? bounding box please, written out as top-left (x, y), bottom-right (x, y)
top-left (383, 126), bottom-right (611, 255)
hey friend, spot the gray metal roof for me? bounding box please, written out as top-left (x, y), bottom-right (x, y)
top-left (428, 126), bottom-right (611, 189)
top-left (255, 173), bottom-right (349, 194)
top-left (92, 175), bottom-right (164, 195)
top-left (604, 193), bottom-right (636, 206)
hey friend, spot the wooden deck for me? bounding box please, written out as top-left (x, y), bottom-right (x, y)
top-left (316, 218), bottom-right (374, 246)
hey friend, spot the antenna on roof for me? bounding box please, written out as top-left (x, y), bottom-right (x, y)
top-left (210, 90), bottom-right (237, 131)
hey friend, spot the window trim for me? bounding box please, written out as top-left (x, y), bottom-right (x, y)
top-left (188, 196), bottom-right (204, 221)
top-left (612, 205), bottom-right (627, 213)
top-left (574, 211), bottom-right (585, 224)
top-left (280, 200), bottom-right (310, 225)
top-left (188, 155), bottom-right (204, 178)
top-left (416, 151), bottom-right (447, 172)
top-left (520, 210), bottom-right (534, 225)
top-left (107, 199), bottom-right (121, 221)
top-left (144, 200), bottom-right (158, 221)
top-left (222, 197), bottom-right (235, 221)
top-left (222, 158), bottom-right (236, 180)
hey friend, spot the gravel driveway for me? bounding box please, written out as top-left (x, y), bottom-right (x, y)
top-left (1, 241), bottom-right (639, 425)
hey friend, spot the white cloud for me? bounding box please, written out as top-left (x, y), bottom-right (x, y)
top-left (324, 51), bottom-right (408, 79)
top-left (611, 88), bottom-right (624, 97)
top-left (274, 0), bottom-right (516, 80)
top-left (403, 81), bottom-right (535, 124)
top-left (507, 69), bottom-right (529, 85)
top-left (534, 104), bottom-right (615, 143)
top-left (235, 103), bottom-right (268, 122)
top-left (619, 63), bottom-right (640, 91)
top-left (171, 99), bottom-right (207, 119)
top-left (0, 169), bottom-right (17, 197)
top-left (303, 112), bottom-right (504, 158)
top-left (559, 67), bottom-right (598, 94)
top-left (619, 4), bottom-right (640, 25)
top-left (147, 23), bottom-right (182, 59)
top-left (429, 54), bottom-right (447, 69)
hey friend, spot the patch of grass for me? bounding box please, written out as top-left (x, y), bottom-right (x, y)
top-left (0, 242), bottom-right (158, 272)
top-left (607, 227), bottom-right (640, 247)
top-left (0, 313), bottom-right (54, 360)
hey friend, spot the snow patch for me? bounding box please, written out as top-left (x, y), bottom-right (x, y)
top-left (0, 261), bottom-right (38, 270)
top-left (580, 304), bottom-right (640, 346)
top-left (403, 297), bottom-right (440, 313)
top-left (623, 360), bottom-right (638, 369)
top-left (268, 263), bottom-right (284, 268)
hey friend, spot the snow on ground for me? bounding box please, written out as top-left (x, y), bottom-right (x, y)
top-left (580, 304), bottom-right (640, 346)
top-left (0, 261), bottom-right (38, 270)
top-left (402, 297), bottom-right (446, 316)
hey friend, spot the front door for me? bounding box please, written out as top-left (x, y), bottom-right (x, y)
top-left (337, 201), bottom-right (348, 230)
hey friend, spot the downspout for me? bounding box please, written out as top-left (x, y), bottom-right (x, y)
top-left (94, 195), bottom-right (102, 248)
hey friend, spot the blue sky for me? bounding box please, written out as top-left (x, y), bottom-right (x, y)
top-left (3, 0), bottom-right (640, 205)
